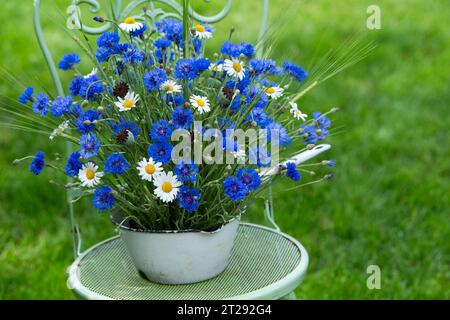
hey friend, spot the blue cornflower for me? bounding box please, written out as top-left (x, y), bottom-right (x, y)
top-left (32, 93), bottom-right (50, 116)
top-left (174, 161), bottom-right (198, 183)
top-left (249, 59), bottom-right (277, 76)
top-left (79, 133), bottom-right (101, 159)
top-left (65, 151), bottom-right (83, 177)
top-left (97, 32), bottom-right (120, 50)
top-left (313, 112), bottom-right (331, 140)
top-left (69, 76), bottom-right (84, 96)
top-left (194, 58), bottom-right (210, 72)
top-left (223, 177), bottom-right (248, 201)
top-left (70, 103), bottom-right (83, 117)
top-left (51, 96), bottom-right (73, 117)
top-left (172, 107), bottom-right (193, 130)
top-left (236, 168), bottom-right (261, 192)
top-left (229, 94), bottom-right (242, 112)
top-left (144, 68), bottom-right (167, 91)
top-left (95, 47), bottom-right (112, 62)
top-left (246, 108), bottom-right (272, 128)
top-left (111, 120), bottom-right (140, 141)
top-left (96, 32), bottom-right (120, 62)
top-left (286, 162), bottom-right (301, 181)
top-left (93, 186), bottom-right (115, 211)
top-left (155, 18), bottom-right (182, 43)
top-left (18, 87), bottom-right (34, 104)
top-left (76, 110), bottom-right (99, 134)
top-left (248, 146), bottom-right (271, 167)
top-left (104, 153), bottom-right (129, 175)
top-left (174, 59), bottom-right (198, 80)
top-left (150, 120), bottom-right (173, 142)
top-left (79, 74), bottom-right (104, 100)
top-left (177, 186), bottom-right (201, 212)
top-left (167, 93), bottom-right (185, 106)
top-left (246, 87), bottom-right (269, 109)
top-left (154, 48), bottom-right (173, 64)
top-left (122, 46), bottom-right (145, 64)
top-left (30, 151), bottom-right (45, 176)
top-left (130, 24), bottom-right (147, 37)
top-left (267, 122), bottom-right (292, 147)
top-left (148, 141), bottom-right (173, 164)
top-left (220, 41), bottom-right (254, 58)
top-left (58, 53), bottom-right (80, 70)
top-left (283, 61), bottom-right (308, 82)
top-left (154, 37), bottom-right (171, 48)
top-left (300, 124), bottom-right (318, 145)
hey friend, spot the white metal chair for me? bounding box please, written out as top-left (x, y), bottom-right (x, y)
top-left (33, 0), bottom-right (329, 300)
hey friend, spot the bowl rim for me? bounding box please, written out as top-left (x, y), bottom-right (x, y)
top-left (110, 211), bottom-right (242, 235)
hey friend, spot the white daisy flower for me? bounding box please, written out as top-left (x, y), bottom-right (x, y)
top-left (160, 80), bottom-right (182, 94)
top-left (84, 68), bottom-right (98, 79)
top-left (119, 17), bottom-right (143, 33)
top-left (289, 102), bottom-right (308, 121)
top-left (193, 24), bottom-right (212, 39)
top-left (115, 91), bottom-right (139, 112)
top-left (137, 158), bottom-right (163, 182)
top-left (153, 171), bottom-right (182, 203)
top-left (209, 63), bottom-right (223, 72)
top-left (223, 59), bottom-right (246, 81)
top-left (265, 86), bottom-right (284, 99)
top-left (190, 95), bottom-right (211, 114)
top-left (78, 162), bottom-right (103, 188)
top-left (50, 120), bottom-right (69, 140)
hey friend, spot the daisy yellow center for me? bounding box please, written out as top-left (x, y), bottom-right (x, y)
top-left (161, 182), bottom-right (173, 193)
top-left (196, 98), bottom-right (205, 107)
top-left (265, 87), bottom-right (276, 94)
top-left (194, 24), bottom-right (205, 33)
top-left (124, 17), bottom-right (137, 24)
top-left (164, 85), bottom-right (174, 91)
top-left (86, 168), bottom-right (95, 180)
top-left (123, 99), bottom-right (134, 109)
top-left (232, 62), bottom-right (242, 72)
top-left (145, 164), bottom-right (156, 175)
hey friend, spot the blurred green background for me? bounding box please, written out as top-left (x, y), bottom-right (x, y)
top-left (0, 0), bottom-right (448, 299)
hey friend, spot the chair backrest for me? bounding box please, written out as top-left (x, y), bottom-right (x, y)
top-left (33, 0), bottom-right (270, 259)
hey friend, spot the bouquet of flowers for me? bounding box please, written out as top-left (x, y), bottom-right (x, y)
top-left (15, 15), bottom-right (337, 232)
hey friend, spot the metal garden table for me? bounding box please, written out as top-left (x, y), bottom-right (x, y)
top-left (33, 0), bottom-right (329, 300)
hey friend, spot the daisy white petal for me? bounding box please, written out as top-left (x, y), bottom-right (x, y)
top-left (153, 171), bottom-right (182, 203)
top-left (78, 162), bottom-right (103, 188)
top-left (137, 158), bottom-right (163, 182)
top-left (289, 102), bottom-right (308, 121)
top-left (223, 59), bottom-right (246, 81)
top-left (160, 80), bottom-right (182, 94)
top-left (193, 24), bottom-right (212, 39)
top-left (189, 95), bottom-right (211, 114)
top-left (265, 86), bottom-right (284, 99)
top-left (119, 17), bottom-right (143, 33)
top-left (115, 91), bottom-right (139, 112)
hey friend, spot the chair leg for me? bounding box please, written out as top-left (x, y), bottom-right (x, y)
top-left (280, 291), bottom-right (297, 300)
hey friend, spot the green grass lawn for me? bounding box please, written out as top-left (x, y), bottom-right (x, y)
top-left (0, 0), bottom-right (448, 299)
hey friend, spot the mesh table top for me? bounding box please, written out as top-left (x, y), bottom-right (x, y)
top-left (67, 224), bottom-right (308, 300)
